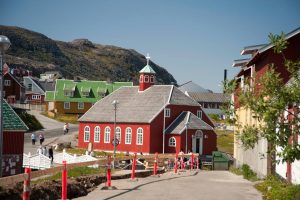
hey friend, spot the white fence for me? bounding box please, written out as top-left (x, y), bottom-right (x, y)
top-left (23, 150), bottom-right (98, 169)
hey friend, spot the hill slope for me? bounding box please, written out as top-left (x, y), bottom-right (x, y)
top-left (0, 25), bottom-right (177, 85)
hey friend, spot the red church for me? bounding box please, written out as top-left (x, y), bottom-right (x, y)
top-left (78, 57), bottom-right (217, 155)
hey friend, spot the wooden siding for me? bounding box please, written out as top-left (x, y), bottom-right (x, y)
top-left (53, 101), bottom-right (93, 114)
top-left (3, 131), bottom-right (24, 154)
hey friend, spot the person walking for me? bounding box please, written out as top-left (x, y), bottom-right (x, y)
top-left (66, 123), bottom-right (70, 133)
top-left (31, 133), bottom-right (36, 145)
top-left (39, 133), bottom-right (45, 145)
top-left (63, 123), bottom-right (67, 135)
top-left (48, 146), bottom-right (54, 164)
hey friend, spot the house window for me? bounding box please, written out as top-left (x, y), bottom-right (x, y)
top-left (78, 102), bottom-right (84, 109)
top-left (94, 126), bottom-right (100, 142)
top-left (150, 75), bottom-right (154, 83)
top-left (125, 127), bottom-right (132, 144)
top-left (84, 126), bottom-right (90, 142)
top-left (32, 95), bottom-right (41, 100)
top-left (104, 127), bottom-right (110, 143)
top-left (136, 128), bottom-right (143, 145)
top-left (28, 83), bottom-right (32, 91)
top-left (82, 92), bottom-right (90, 97)
top-left (197, 110), bottom-right (202, 119)
top-left (144, 75), bottom-right (149, 83)
top-left (139, 75), bottom-right (143, 83)
top-left (115, 127), bottom-right (121, 142)
top-left (169, 137), bottom-right (176, 147)
top-left (64, 102), bottom-right (70, 109)
top-left (64, 91), bottom-right (73, 97)
top-left (165, 108), bottom-right (171, 117)
top-left (4, 80), bottom-right (11, 86)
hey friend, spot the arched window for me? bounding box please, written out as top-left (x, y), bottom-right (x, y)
top-left (84, 126), bottom-right (90, 142)
top-left (94, 126), bottom-right (100, 142)
top-left (150, 75), bottom-right (154, 83)
top-left (144, 75), bottom-right (149, 83)
top-left (168, 137), bottom-right (176, 147)
top-left (136, 128), bottom-right (143, 145)
top-left (139, 75), bottom-right (143, 83)
top-left (104, 127), bottom-right (110, 143)
top-left (125, 127), bottom-right (132, 144)
top-left (115, 127), bottom-right (121, 143)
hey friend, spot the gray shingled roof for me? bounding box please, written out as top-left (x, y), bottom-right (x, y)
top-left (165, 111), bottom-right (213, 134)
top-left (178, 81), bottom-right (209, 93)
top-left (79, 85), bottom-right (200, 123)
top-left (187, 92), bottom-right (227, 103)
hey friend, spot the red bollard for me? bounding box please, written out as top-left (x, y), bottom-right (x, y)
top-left (62, 160), bottom-right (67, 200)
top-left (190, 153), bottom-right (194, 170)
top-left (174, 153), bottom-right (178, 174)
top-left (131, 153), bottom-right (137, 180)
top-left (23, 167), bottom-right (31, 200)
top-left (106, 156), bottom-right (112, 187)
top-left (153, 152), bottom-right (158, 176)
top-left (180, 157), bottom-right (184, 170)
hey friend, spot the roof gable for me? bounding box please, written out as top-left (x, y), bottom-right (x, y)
top-left (3, 100), bottom-right (28, 131)
top-left (178, 81), bottom-right (209, 93)
top-left (165, 111), bottom-right (213, 134)
top-left (139, 65), bottom-right (156, 74)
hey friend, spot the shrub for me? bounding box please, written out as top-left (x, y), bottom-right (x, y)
top-left (18, 112), bottom-right (43, 131)
top-left (241, 164), bottom-right (258, 181)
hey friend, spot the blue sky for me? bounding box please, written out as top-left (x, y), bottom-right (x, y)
top-left (1, 0), bottom-right (299, 92)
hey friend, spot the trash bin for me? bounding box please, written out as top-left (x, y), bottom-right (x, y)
top-left (212, 151), bottom-right (230, 170)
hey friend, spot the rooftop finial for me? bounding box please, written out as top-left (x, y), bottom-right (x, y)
top-left (146, 53), bottom-right (150, 65)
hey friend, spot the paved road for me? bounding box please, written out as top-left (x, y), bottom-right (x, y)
top-left (75, 170), bottom-right (262, 200)
top-left (24, 110), bottom-right (79, 154)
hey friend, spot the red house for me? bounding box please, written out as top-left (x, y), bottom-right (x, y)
top-left (3, 71), bottom-right (25, 104)
top-left (1, 100), bottom-right (28, 177)
top-left (78, 58), bottom-right (217, 154)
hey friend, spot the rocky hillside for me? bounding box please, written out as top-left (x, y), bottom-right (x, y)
top-left (0, 25), bottom-right (177, 85)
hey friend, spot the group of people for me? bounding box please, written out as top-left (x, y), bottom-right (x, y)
top-left (31, 132), bottom-right (45, 145)
top-left (37, 145), bottom-right (54, 164)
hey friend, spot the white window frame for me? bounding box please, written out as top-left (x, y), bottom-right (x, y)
top-left (84, 126), bottom-right (90, 142)
top-left (94, 126), bottom-right (100, 143)
top-left (78, 102), bottom-right (84, 109)
top-left (64, 91), bottom-right (74, 97)
top-left (4, 80), bottom-right (11, 86)
top-left (165, 108), bottom-right (171, 117)
top-left (144, 75), bottom-right (149, 83)
top-left (104, 127), bottom-right (110, 143)
top-left (139, 75), bottom-right (143, 83)
top-left (115, 127), bottom-right (121, 143)
top-left (136, 128), bottom-right (143, 145)
top-left (150, 75), bottom-right (154, 83)
top-left (125, 127), bottom-right (132, 144)
top-left (64, 102), bottom-right (70, 109)
top-left (32, 95), bottom-right (41, 100)
top-left (169, 137), bottom-right (176, 147)
top-left (197, 110), bottom-right (202, 119)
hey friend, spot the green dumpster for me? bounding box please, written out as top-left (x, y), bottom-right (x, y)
top-left (212, 151), bottom-right (230, 170)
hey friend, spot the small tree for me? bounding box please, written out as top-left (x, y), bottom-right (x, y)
top-left (223, 32), bottom-right (300, 172)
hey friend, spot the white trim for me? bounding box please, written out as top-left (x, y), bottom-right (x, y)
top-left (136, 127), bottom-right (143, 145)
top-left (78, 102), bottom-right (84, 110)
top-left (64, 102), bottom-right (70, 109)
top-left (84, 126), bottom-right (90, 142)
top-left (104, 126), bottom-right (110, 143)
top-left (94, 126), bottom-right (100, 143)
top-left (168, 137), bottom-right (176, 147)
top-left (165, 108), bottom-right (171, 117)
top-left (125, 127), bottom-right (132, 144)
top-left (150, 75), bottom-right (154, 83)
top-left (115, 127), bottom-right (121, 143)
top-left (144, 75), bottom-right (149, 83)
top-left (4, 79), bottom-right (11, 86)
top-left (197, 110), bottom-right (202, 119)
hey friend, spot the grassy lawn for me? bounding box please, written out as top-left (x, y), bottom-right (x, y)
top-left (32, 166), bottom-right (107, 184)
top-left (42, 112), bottom-right (79, 124)
top-left (215, 129), bottom-right (234, 155)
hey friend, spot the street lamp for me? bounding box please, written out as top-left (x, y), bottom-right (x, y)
top-left (184, 121), bottom-right (189, 154)
top-left (0, 35), bottom-right (11, 177)
top-left (112, 100), bottom-right (118, 169)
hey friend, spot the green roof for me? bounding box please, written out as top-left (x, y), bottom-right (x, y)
top-left (45, 79), bottom-right (133, 103)
top-left (139, 65), bottom-right (156, 74)
top-left (3, 100), bottom-right (28, 131)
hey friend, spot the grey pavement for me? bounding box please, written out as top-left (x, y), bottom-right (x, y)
top-left (75, 170), bottom-right (262, 200)
top-left (24, 110), bottom-right (79, 154)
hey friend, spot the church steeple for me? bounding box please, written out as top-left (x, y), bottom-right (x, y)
top-left (139, 53), bottom-right (156, 91)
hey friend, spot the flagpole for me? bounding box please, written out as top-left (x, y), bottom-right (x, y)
top-left (163, 96), bottom-right (166, 154)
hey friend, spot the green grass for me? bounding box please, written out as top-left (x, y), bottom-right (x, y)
top-left (215, 129), bottom-right (234, 155)
top-left (32, 166), bottom-right (107, 184)
top-left (42, 112), bottom-right (79, 124)
top-left (230, 164), bottom-right (258, 182)
top-left (255, 176), bottom-right (300, 200)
